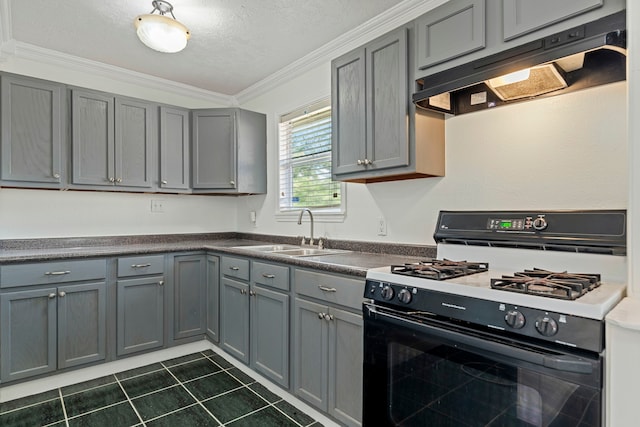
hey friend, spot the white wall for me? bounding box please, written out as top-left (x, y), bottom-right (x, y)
top-left (239, 68), bottom-right (628, 245)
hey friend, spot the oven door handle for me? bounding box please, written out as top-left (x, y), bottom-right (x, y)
top-left (366, 304), bottom-right (595, 375)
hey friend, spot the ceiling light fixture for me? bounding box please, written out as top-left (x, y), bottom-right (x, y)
top-left (134, 0), bottom-right (191, 53)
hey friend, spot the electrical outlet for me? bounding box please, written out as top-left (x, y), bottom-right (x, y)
top-left (250, 211), bottom-right (257, 223)
top-left (378, 217), bottom-right (387, 236)
top-left (151, 199), bottom-right (164, 213)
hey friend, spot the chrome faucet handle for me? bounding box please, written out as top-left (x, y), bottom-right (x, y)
top-left (317, 238), bottom-right (324, 249)
top-left (300, 236), bottom-right (306, 245)
top-left (309, 237), bottom-right (314, 246)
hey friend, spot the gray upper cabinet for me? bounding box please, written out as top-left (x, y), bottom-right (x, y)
top-left (159, 106), bottom-right (190, 192)
top-left (415, 0), bottom-right (486, 71)
top-left (503, 0), bottom-right (603, 41)
top-left (0, 74), bottom-right (65, 188)
top-left (191, 108), bottom-right (266, 194)
top-left (172, 254), bottom-right (207, 340)
top-left (332, 26), bottom-right (445, 183)
top-left (72, 89), bottom-right (155, 190)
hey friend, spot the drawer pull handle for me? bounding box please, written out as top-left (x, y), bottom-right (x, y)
top-left (230, 266), bottom-right (240, 271)
top-left (318, 285), bottom-right (337, 293)
top-left (262, 273), bottom-right (276, 279)
top-left (131, 263), bottom-right (151, 268)
top-left (45, 271), bottom-right (71, 276)
top-left (158, 280), bottom-right (164, 286)
top-left (249, 290), bottom-right (256, 297)
top-left (240, 289), bottom-right (247, 295)
top-left (324, 313), bottom-right (334, 321)
top-left (318, 312), bottom-right (325, 319)
top-left (48, 293), bottom-right (56, 299)
top-left (58, 291), bottom-right (66, 297)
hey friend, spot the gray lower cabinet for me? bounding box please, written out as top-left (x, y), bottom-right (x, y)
top-left (71, 89), bottom-right (155, 190)
top-left (219, 257), bottom-right (290, 387)
top-left (116, 255), bottom-right (165, 356)
top-left (332, 26), bottom-right (445, 183)
top-left (191, 108), bottom-right (267, 194)
top-left (159, 106), bottom-right (190, 192)
top-left (206, 255), bottom-right (220, 342)
top-left (0, 74), bottom-right (65, 188)
top-left (293, 269), bottom-right (363, 427)
top-left (172, 254), bottom-right (206, 340)
top-left (0, 281), bottom-right (107, 383)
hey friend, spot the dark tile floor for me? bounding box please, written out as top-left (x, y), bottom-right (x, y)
top-left (0, 350), bottom-right (324, 427)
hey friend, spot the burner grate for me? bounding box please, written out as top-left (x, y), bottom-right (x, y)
top-left (491, 268), bottom-right (602, 300)
top-left (391, 259), bottom-right (489, 280)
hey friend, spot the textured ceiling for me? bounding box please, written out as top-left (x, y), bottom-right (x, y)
top-left (8, 0), bottom-right (404, 95)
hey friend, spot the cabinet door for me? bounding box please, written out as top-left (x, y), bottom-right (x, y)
top-left (0, 288), bottom-right (57, 382)
top-left (366, 28), bottom-right (409, 171)
top-left (115, 97), bottom-right (154, 188)
top-left (220, 277), bottom-right (249, 363)
top-left (159, 106), bottom-right (190, 191)
top-left (1, 75), bottom-right (64, 186)
top-left (328, 308), bottom-right (363, 427)
top-left (116, 276), bottom-right (165, 356)
top-left (293, 297), bottom-right (329, 411)
top-left (173, 255), bottom-right (206, 340)
top-left (192, 109), bottom-right (237, 189)
top-left (206, 255), bottom-right (220, 342)
top-left (331, 48), bottom-right (367, 176)
top-left (415, 0), bottom-right (486, 70)
top-left (57, 282), bottom-right (107, 369)
top-left (250, 285), bottom-right (289, 387)
top-left (71, 90), bottom-right (115, 186)
top-left (503, 0), bottom-right (603, 41)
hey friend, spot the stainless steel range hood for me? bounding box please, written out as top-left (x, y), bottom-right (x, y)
top-left (413, 11), bottom-right (626, 115)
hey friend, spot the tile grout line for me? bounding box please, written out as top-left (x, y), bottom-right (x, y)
top-left (57, 388), bottom-right (70, 427)
top-left (114, 375), bottom-right (147, 426)
top-left (160, 360), bottom-right (225, 426)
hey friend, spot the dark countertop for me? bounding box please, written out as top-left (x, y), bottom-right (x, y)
top-left (0, 234), bottom-right (435, 278)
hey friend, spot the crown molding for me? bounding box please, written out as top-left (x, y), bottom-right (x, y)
top-left (0, 0), bottom-right (447, 105)
top-left (234, 0), bottom-right (448, 104)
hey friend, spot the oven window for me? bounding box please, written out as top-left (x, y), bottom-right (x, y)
top-left (363, 314), bottom-right (602, 427)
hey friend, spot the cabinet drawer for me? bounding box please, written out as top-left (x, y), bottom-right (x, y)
top-left (117, 255), bottom-right (165, 277)
top-left (252, 262), bottom-right (289, 291)
top-left (221, 256), bottom-right (250, 281)
top-left (0, 259), bottom-right (106, 288)
top-left (295, 269), bottom-right (363, 310)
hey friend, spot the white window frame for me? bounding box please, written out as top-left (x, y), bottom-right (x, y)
top-left (275, 97), bottom-right (346, 223)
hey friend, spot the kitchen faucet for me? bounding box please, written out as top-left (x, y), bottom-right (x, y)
top-left (297, 208), bottom-right (314, 246)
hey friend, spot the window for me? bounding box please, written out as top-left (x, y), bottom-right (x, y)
top-left (278, 99), bottom-right (343, 216)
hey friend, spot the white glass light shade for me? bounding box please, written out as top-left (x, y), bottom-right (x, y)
top-left (135, 14), bottom-right (190, 53)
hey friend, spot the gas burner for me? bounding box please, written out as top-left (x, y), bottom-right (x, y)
top-left (391, 259), bottom-right (489, 281)
top-left (490, 268), bottom-right (602, 300)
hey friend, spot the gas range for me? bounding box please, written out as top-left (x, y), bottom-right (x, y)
top-left (364, 210), bottom-right (627, 353)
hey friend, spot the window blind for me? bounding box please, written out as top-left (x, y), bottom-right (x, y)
top-left (279, 100), bottom-right (341, 211)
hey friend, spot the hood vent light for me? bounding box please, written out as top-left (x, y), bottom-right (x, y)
top-left (413, 11), bottom-right (626, 116)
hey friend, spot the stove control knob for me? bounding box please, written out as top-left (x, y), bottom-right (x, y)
top-left (504, 310), bottom-right (526, 329)
top-left (380, 285), bottom-right (395, 301)
top-left (398, 288), bottom-right (412, 304)
top-left (535, 316), bottom-right (559, 336)
top-left (532, 216), bottom-right (548, 230)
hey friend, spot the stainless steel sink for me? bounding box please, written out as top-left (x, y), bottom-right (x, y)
top-left (270, 248), bottom-right (350, 257)
top-left (234, 244), bottom-right (349, 257)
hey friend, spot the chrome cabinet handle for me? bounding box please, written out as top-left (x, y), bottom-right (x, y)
top-left (318, 285), bottom-right (337, 293)
top-left (240, 289), bottom-right (247, 295)
top-left (363, 158), bottom-right (373, 165)
top-left (115, 178), bottom-right (122, 183)
top-left (230, 180), bottom-right (236, 186)
top-left (108, 177), bottom-right (115, 183)
top-left (356, 159), bottom-right (363, 165)
top-left (249, 290), bottom-right (256, 297)
top-left (230, 266), bottom-right (240, 271)
top-left (262, 273), bottom-right (275, 279)
top-left (161, 180), bottom-right (168, 185)
top-left (53, 173), bottom-right (60, 179)
top-left (45, 271), bottom-right (71, 276)
top-left (318, 312), bottom-right (325, 319)
top-left (324, 313), bottom-right (334, 321)
top-left (158, 280), bottom-right (164, 286)
top-left (58, 291), bottom-right (66, 297)
top-left (48, 293), bottom-right (56, 299)
top-left (131, 263), bottom-right (151, 268)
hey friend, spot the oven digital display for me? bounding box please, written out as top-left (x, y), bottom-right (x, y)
top-left (488, 218), bottom-right (525, 230)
